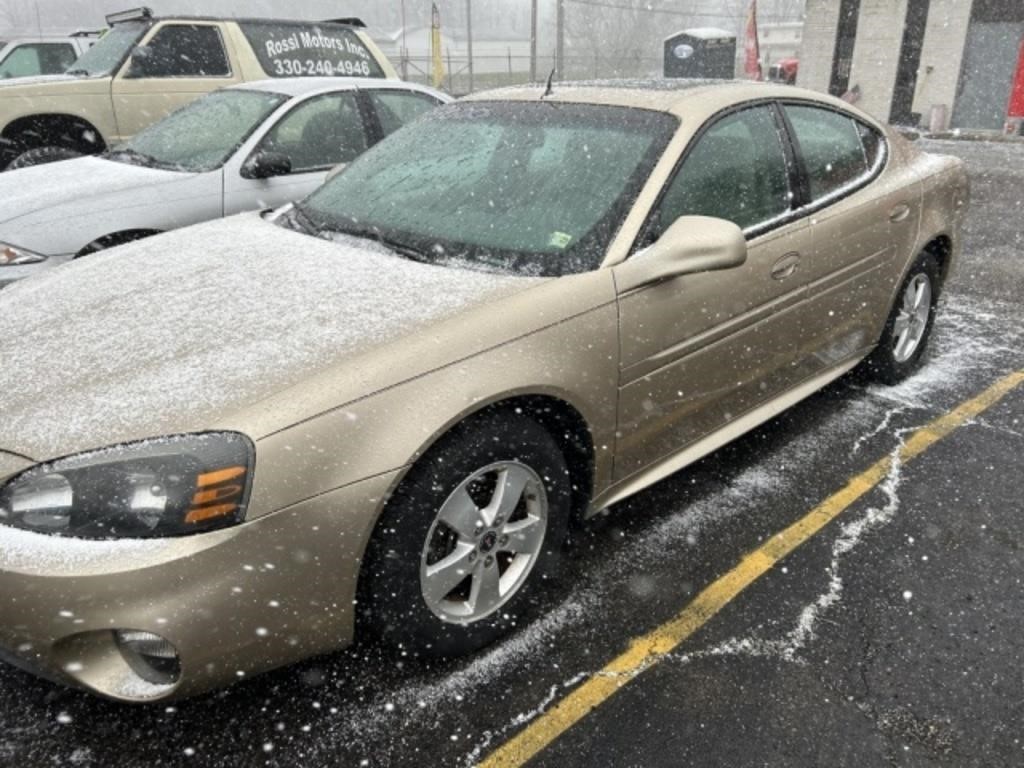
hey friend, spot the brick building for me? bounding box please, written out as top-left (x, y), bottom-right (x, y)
top-left (798, 0), bottom-right (1024, 131)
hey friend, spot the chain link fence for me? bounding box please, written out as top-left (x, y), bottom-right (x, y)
top-left (397, 51), bottom-right (670, 96)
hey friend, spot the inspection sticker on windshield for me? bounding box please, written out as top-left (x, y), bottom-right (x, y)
top-left (549, 231), bottom-right (573, 249)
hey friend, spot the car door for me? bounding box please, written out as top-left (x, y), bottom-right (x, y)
top-left (613, 103), bottom-right (814, 480)
top-left (780, 102), bottom-right (921, 378)
top-left (110, 23), bottom-right (241, 141)
top-left (223, 90), bottom-right (372, 216)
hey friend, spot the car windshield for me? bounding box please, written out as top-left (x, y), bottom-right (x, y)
top-left (108, 89), bottom-right (288, 173)
top-left (299, 101), bottom-right (678, 276)
top-left (65, 21), bottom-right (149, 77)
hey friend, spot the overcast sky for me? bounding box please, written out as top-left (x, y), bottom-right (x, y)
top-left (0, 1), bottom-right (804, 37)
top-left (0, 0), bottom-right (540, 36)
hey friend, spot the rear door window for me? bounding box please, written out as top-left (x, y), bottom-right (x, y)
top-left (365, 90), bottom-right (443, 137)
top-left (239, 22), bottom-right (384, 78)
top-left (783, 104), bottom-right (880, 201)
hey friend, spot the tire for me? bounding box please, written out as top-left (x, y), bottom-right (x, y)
top-left (76, 230), bottom-right (161, 258)
top-left (358, 411), bottom-right (573, 657)
top-left (864, 253), bottom-right (941, 384)
top-left (7, 146), bottom-right (83, 170)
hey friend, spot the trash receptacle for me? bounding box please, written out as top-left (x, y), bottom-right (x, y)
top-left (664, 28), bottom-right (737, 79)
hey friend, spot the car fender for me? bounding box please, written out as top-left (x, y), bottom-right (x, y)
top-left (0, 170), bottom-right (223, 256)
top-left (236, 271), bottom-right (622, 520)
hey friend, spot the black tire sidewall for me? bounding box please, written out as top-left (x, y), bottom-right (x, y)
top-left (866, 253), bottom-right (941, 384)
top-left (359, 412), bottom-right (572, 657)
top-left (7, 147), bottom-right (83, 170)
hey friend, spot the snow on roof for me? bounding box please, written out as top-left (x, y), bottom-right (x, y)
top-left (232, 77), bottom-right (446, 100)
top-left (668, 27), bottom-right (735, 41)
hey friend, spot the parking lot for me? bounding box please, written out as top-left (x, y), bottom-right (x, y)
top-left (1, 137), bottom-right (1023, 767)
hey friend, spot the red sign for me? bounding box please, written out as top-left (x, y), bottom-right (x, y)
top-left (1008, 37), bottom-right (1024, 118)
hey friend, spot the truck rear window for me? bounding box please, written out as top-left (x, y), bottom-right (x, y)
top-left (239, 22), bottom-right (385, 79)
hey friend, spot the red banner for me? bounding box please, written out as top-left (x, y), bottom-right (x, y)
top-left (744, 0), bottom-right (762, 81)
top-left (1008, 37), bottom-right (1024, 119)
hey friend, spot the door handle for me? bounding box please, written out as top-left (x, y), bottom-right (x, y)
top-left (771, 252), bottom-right (800, 281)
top-left (889, 203), bottom-right (911, 223)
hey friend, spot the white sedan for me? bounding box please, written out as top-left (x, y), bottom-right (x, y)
top-left (0, 77), bottom-right (448, 287)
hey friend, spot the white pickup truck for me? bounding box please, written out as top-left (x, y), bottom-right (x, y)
top-left (0, 33), bottom-right (99, 80)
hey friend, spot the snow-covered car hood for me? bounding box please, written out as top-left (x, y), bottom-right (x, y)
top-left (0, 156), bottom-right (197, 227)
top-left (0, 214), bottom-right (537, 460)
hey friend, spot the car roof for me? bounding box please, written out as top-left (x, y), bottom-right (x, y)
top-left (229, 77), bottom-right (448, 100)
top-left (113, 15), bottom-right (365, 28)
top-left (461, 79), bottom-right (881, 128)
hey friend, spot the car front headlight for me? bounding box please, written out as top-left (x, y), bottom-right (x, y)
top-left (0, 433), bottom-right (254, 539)
top-left (0, 242), bottom-right (46, 266)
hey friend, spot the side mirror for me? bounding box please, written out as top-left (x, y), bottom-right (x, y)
top-left (324, 162), bottom-right (348, 183)
top-left (125, 45), bottom-right (153, 78)
top-left (614, 215), bottom-right (747, 293)
top-left (242, 150), bottom-right (293, 180)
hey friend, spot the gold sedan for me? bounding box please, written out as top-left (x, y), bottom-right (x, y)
top-left (0, 81), bottom-right (969, 701)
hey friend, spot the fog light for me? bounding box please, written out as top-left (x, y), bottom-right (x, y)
top-left (114, 630), bottom-right (181, 685)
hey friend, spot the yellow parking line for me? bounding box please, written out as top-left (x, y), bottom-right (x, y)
top-left (480, 369), bottom-right (1024, 768)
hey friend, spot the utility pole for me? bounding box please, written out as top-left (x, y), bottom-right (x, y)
top-left (400, 0), bottom-right (408, 80)
top-left (466, 0), bottom-right (474, 93)
top-left (530, 0), bottom-right (538, 82)
top-left (556, 0), bottom-right (565, 80)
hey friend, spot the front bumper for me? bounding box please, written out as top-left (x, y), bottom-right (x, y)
top-left (0, 470), bottom-right (398, 702)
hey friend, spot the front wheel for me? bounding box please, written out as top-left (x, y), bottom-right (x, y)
top-left (358, 412), bottom-right (572, 657)
top-left (864, 253), bottom-right (941, 384)
top-left (6, 146), bottom-right (83, 170)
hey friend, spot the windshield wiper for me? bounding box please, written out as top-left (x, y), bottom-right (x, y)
top-left (280, 203), bottom-right (323, 237)
top-left (282, 206), bottom-right (435, 264)
top-left (335, 226), bottom-right (434, 264)
top-left (106, 147), bottom-right (160, 167)
top-left (65, 68), bottom-right (91, 76)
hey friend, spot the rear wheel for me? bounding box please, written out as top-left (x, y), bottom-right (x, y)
top-left (864, 253), bottom-right (941, 384)
top-left (359, 412), bottom-right (572, 657)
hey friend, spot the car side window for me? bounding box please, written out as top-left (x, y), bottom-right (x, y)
top-left (0, 42), bottom-right (77, 78)
top-left (132, 25), bottom-right (230, 78)
top-left (256, 92), bottom-right (368, 174)
top-left (652, 105), bottom-right (792, 234)
top-left (366, 90), bottom-right (443, 137)
top-left (783, 104), bottom-right (874, 201)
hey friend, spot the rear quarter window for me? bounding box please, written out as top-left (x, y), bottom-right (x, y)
top-left (239, 22), bottom-right (384, 78)
top-left (784, 104), bottom-right (875, 201)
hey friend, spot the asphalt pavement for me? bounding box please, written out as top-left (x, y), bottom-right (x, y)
top-left (1, 138), bottom-right (1023, 768)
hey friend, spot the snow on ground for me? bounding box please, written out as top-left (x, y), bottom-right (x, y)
top-left (270, 292), bottom-right (1024, 766)
top-left (0, 292), bottom-right (1019, 767)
